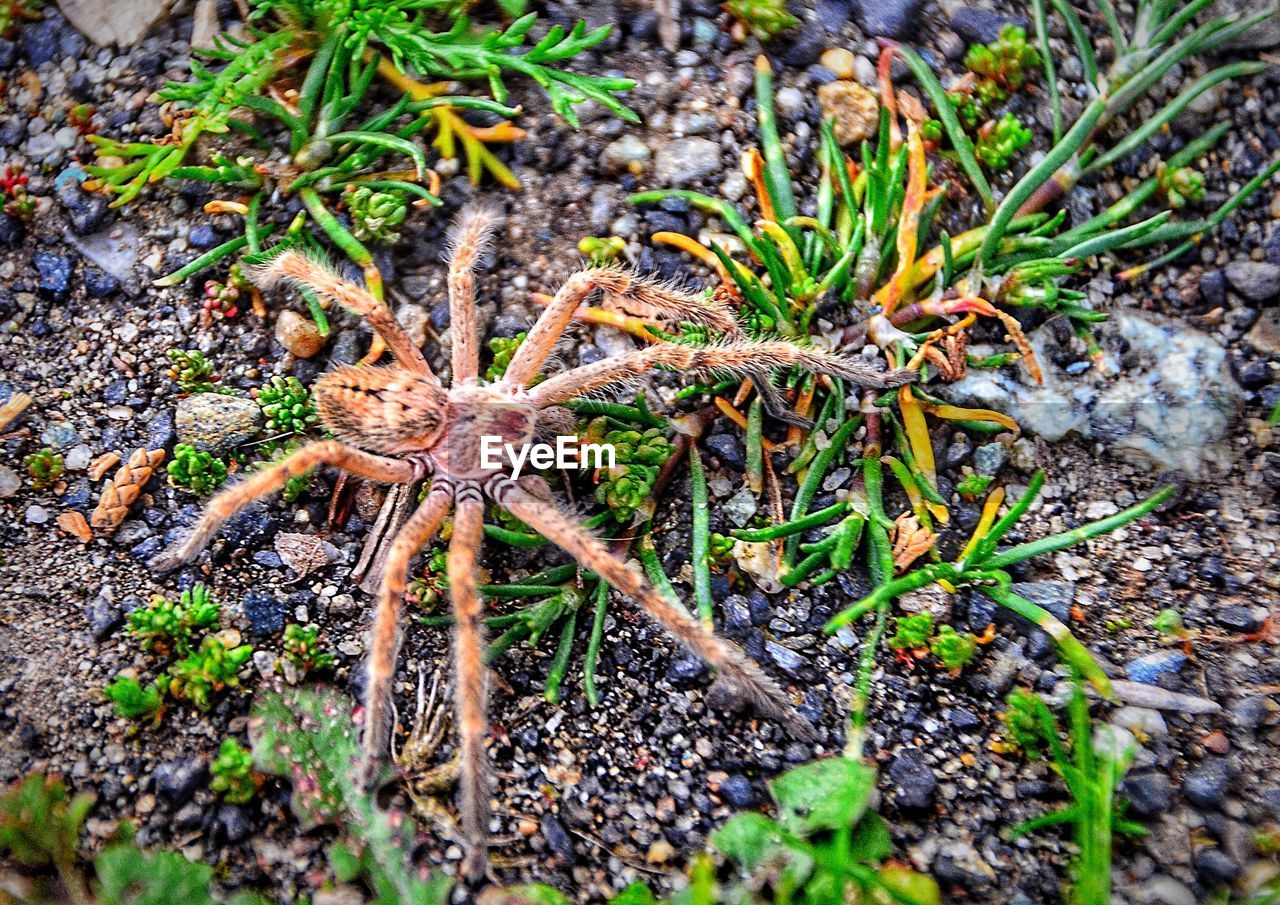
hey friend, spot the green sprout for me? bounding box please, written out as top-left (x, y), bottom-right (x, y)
top-left (591, 425), bottom-right (675, 524)
top-left (347, 185), bottom-right (408, 245)
top-left (1158, 164), bottom-right (1205, 209)
top-left (975, 113), bottom-right (1033, 171)
top-left (577, 235), bottom-right (626, 266)
top-left (279, 624), bottom-right (336, 679)
top-left (209, 738), bottom-right (258, 805)
top-left (102, 676), bottom-right (164, 724)
top-left (200, 262), bottom-right (252, 320)
top-left (485, 332), bottom-right (528, 382)
top-left (167, 444), bottom-right (229, 495)
top-left (23, 449), bottom-right (64, 490)
top-left (723, 0), bottom-right (798, 41)
top-left (1153, 607), bottom-right (1185, 638)
top-left (956, 473), bottom-right (994, 499)
top-left (1005, 678), bottom-right (1147, 905)
top-left (165, 348), bottom-right (220, 394)
top-left (258, 375), bottom-right (318, 435)
top-left (407, 547), bottom-right (449, 610)
top-left (126, 584), bottom-right (221, 657)
top-left (888, 612), bottom-right (934, 654)
top-left (0, 774), bottom-right (94, 900)
top-left (931, 624), bottom-right (978, 669)
top-left (166, 634), bottom-right (254, 711)
top-left (251, 439), bottom-right (315, 502)
top-left (85, 0), bottom-right (636, 337)
top-left (828, 473), bottom-right (1172, 696)
top-left (964, 25), bottom-right (1040, 105)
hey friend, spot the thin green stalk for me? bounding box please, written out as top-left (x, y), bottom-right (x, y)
top-left (754, 56), bottom-right (798, 225)
top-left (732, 500), bottom-right (849, 542)
top-left (982, 582), bottom-right (1111, 695)
top-left (544, 606), bottom-right (578, 703)
top-left (153, 234), bottom-right (252, 287)
top-left (983, 487), bottom-right (1173, 570)
top-left (689, 445), bottom-right (714, 626)
top-left (896, 44), bottom-right (993, 213)
top-left (784, 416), bottom-right (862, 563)
top-left (1033, 0), bottom-right (1062, 144)
top-left (745, 397), bottom-right (764, 493)
top-left (583, 581), bottom-right (609, 706)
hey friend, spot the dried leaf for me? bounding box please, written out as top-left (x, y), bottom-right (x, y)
top-left (57, 511), bottom-right (93, 543)
top-left (0, 392), bottom-right (32, 433)
top-left (890, 513), bottom-right (935, 574)
top-left (90, 448), bottom-right (165, 533)
top-left (274, 532), bottom-right (336, 577)
top-left (88, 451), bottom-right (122, 482)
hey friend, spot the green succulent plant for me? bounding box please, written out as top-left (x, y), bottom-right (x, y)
top-left (167, 634), bottom-right (254, 711)
top-left (258, 375), bottom-right (318, 435)
top-left (210, 738), bottom-right (259, 805)
top-left (168, 444), bottom-right (229, 495)
top-left (102, 676), bottom-right (164, 723)
top-left (931, 624), bottom-right (978, 669)
top-left (347, 185), bottom-right (408, 244)
top-left (279, 624), bottom-right (336, 679)
top-left (723, 0), bottom-right (797, 41)
top-left (1158, 164), bottom-right (1205, 209)
top-left (165, 349), bottom-right (220, 394)
top-left (888, 612), bottom-right (934, 653)
top-left (126, 584), bottom-right (221, 657)
top-left (23, 449), bottom-right (64, 490)
top-left (975, 113), bottom-right (1034, 171)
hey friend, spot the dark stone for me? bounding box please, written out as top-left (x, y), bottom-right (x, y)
top-left (765, 640), bottom-right (806, 676)
top-left (103, 379), bottom-right (128, 405)
top-left (723, 594), bottom-right (752, 630)
top-left (215, 805), bottom-right (252, 844)
top-left (188, 224), bottom-right (219, 248)
top-left (84, 267), bottom-right (120, 298)
top-left (950, 6), bottom-right (1022, 43)
top-left (242, 591), bottom-right (288, 638)
top-left (888, 748), bottom-right (936, 809)
top-left (1216, 605), bottom-right (1261, 633)
top-left (131, 537), bottom-right (163, 560)
top-left (22, 18), bottom-right (59, 66)
top-left (1224, 260), bottom-right (1280, 302)
top-left (56, 182), bottom-right (109, 235)
top-left (813, 0), bottom-right (850, 32)
top-left (1123, 773), bottom-right (1173, 816)
top-left (720, 775), bottom-right (756, 807)
top-left (172, 803), bottom-right (203, 832)
top-left (1199, 269), bottom-right (1226, 307)
top-left (1238, 360), bottom-right (1271, 388)
top-left (780, 28), bottom-right (824, 67)
top-left (848, 0), bottom-right (924, 38)
top-left (540, 814), bottom-right (575, 862)
top-left (704, 433), bottom-right (746, 470)
top-left (1194, 847), bottom-right (1240, 884)
top-left (34, 251), bottom-right (73, 295)
top-left (252, 551), bottom-right (282, 569)
top-left (59, 27), bottom-right (87, 60)
top-left (154, 758), bottom-right (206, 805)
top-left (0, 38), bottom-right (14, 68)
top-left (147, 408), bottom-right (176, 451)
top-left (666, 654), bottom-right (706, 683)
top-left (947, 707), bottom-right (982, 731)
top-left (0, 117), bottom-right (24, 147)
top-left (221, 502), bottom-right (276, 547)
top-left (0, 213), bottom-right (24, 247)
top-left (1183, 759), bottom-right (1232, 810)
top-left (84, 594), bottom-right (123, 640)
top-left (133, 50), bottom-right (165, 76)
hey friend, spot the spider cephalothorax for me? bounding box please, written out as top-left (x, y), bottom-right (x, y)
top-left (151, 206), bottom-right (914, 881)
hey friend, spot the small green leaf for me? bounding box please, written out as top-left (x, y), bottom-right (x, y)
top-left (710, 812), bottom-right (787, 872)
top-left (769, 757), bottom-right (875, 834)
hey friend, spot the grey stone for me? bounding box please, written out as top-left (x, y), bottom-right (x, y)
top-left (848, 0), bottom-right (924, 38)
top-left (1225, 260), bottom-right (1280, 302)
top-left (1126, 650), bottom-right (1187, 685)
top-left (1124, 773), bottom-right (1173, 816)
top-left (176, 394), bottom-right (262, 454)
top-left (653, 137), bottom-right (721, 187)
top-left (154, 758), bottom-right (206, 805)
top-left (888, 748), bottom-right (936, 808)
top-left (1183, 759), bottom-right (1231, 809)
top-left (765, 640), bottom-right (806, 675)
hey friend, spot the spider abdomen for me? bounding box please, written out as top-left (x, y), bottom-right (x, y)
top-left (313, 365), bottom-right (447, 455)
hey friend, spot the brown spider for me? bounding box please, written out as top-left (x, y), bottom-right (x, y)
top-left (151, 206), bottom-right (914, 881)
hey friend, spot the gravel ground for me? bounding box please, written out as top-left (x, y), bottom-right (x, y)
top-left (0, 0), bottom-right (1278, 902)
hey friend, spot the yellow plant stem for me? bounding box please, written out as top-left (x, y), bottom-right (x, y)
top-left (713, 398), bottom-right (783, 452)
top-left (531, 293), bottom-right (665, 343)
top-left (918, 401), bottom-right (1019, 432)
top-left (651, 232), bottom-right (735, 285)
top-left (957, 486), bottom-right (1006, 563)
top-left (741, 148), bottom-right (775, 222)
top-left (884, 124), bottom-right (928, 314)
top-left (898, 386), bottom-right (948, 524)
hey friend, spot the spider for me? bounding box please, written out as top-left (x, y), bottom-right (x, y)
top-left (151, 206), bottom-right (914, 881)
